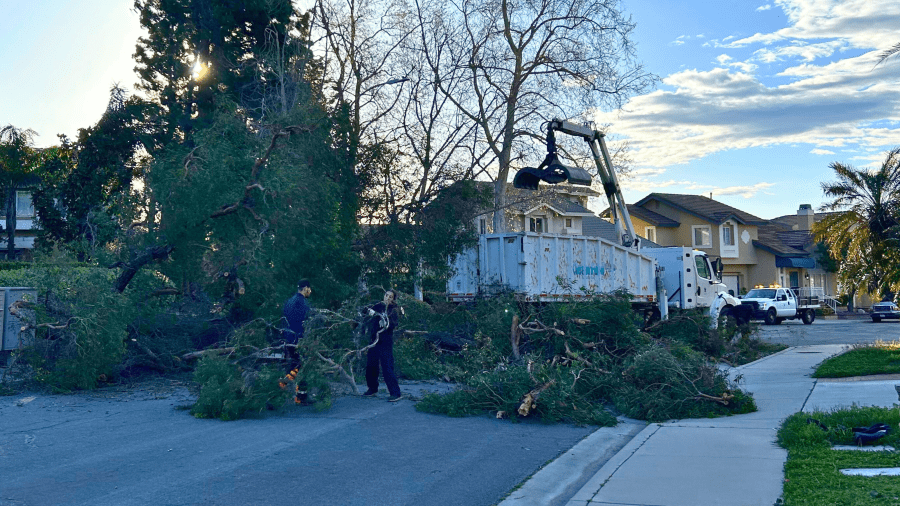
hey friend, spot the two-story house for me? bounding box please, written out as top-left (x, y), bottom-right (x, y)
top-left (610, 193), bottom-right (825, 298)
top-left (474, 183), bottom-right (602, 236)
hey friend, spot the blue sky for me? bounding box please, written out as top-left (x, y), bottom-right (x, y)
top-left (599, 0), bottom-right (900, 219)
top-left (1, 0), bottom-right (898, 219)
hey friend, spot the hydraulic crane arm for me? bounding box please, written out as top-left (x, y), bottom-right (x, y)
top-left (547, 119), bottom-right (638, 249)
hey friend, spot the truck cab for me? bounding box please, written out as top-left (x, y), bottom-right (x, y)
top-left (641, 247), bottom-right (730, 310)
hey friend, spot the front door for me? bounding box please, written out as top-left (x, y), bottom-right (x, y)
top-left (789, 271), bottom-right (799, 289)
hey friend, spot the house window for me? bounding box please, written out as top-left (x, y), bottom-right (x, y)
top-left (723, 226), bottom-right (734, 246)
top-left (692, 225), bottom-right (711, 248)
top-left (15, 192), bottom-right (33, 218)
top-left (529, 217), bottom-right (544, 233)
top-left (565, 218), bottom-right (573, 228)
top-left (719, 221), bottom-right (738, 257)
top-left (645, 226), bottom-right (656, 243)
top-left (479, 218), bottom-right (487, 234)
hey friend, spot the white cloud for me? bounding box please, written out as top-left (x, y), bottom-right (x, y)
top-left (631, 168), bottom-right (668, 176)
top-left (757, 4), bottom-right (772, 11)
top-left (621, 178), bottom-right (695, 194)
top-left (620, 179), bottom-right (775, 199)
top-left (811, 148), bottom-right (835, 155)
top-left (716, 54), bottom-right (733, 64)
top-left (698, 183), bottom-right (776, 199)
top-left (753, 40), bottom-right (847, 63)
top-left (593, 51), bottom-right (900, 167)
top-left (730, 0), bottom-right (900, 50)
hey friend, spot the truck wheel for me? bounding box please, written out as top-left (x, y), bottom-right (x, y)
top-left (718, 306), bottom-right (735, 328)
top-left (734, 305), bottom-right (751, 326)
top-left (802, 309), bottom-right (815, 325)
top-left (764, 308), bottom-right (778, 325)
top-left (775, 317), bottom-right (784, 325)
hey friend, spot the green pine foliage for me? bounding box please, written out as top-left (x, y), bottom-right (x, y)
top-left (0, 264), bottom-right (153, 391)
top-left (190, 355), bottom-right (292, 421)
top-left (408, 293), bottom-right (758, 425)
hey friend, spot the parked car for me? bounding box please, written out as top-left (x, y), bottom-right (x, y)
top-left (870, 302), bottom-right (900, 322)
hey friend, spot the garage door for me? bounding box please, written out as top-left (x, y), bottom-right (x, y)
top-left (722, 275), bottom-right (740, 296)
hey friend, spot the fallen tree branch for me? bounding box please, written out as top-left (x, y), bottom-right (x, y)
top-left (8, 300), bottom-right (76, 332)
top-left (518, 319), bottom-right (565, 336)
top-left (694, 391), bottom-right (734, 405)
top-left (181, 347), bottom-right (236, 361)
top-left (510, 315), bottom-right (521, 360)
top-left (517, 380), bottom-right (556, 417)
top-left (151, 287), bottom-right (181, 297)
top-left (564, 342), bottom-right (593, 367)
top-left (110, 244), bottom-right (175, 293)
top-left (315, 351), bottom-right (360, 393)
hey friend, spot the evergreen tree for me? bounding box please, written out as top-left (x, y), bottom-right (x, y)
top-left (33, 87), bottom-right (151, 260)
top-left (133, 0), bottom-right (300, 144)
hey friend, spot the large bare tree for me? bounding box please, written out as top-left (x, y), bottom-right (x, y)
top-left (422, 0), bottom-right (653, 231)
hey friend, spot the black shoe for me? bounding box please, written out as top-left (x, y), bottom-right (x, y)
top-left (388, 394), bottom-right (404, 402)
top-left (363, 389), bottom-right (378, 396)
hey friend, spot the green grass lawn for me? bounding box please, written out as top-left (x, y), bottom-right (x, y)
top-left (779, 407), bottom-right (900, 506)
top-left (814, 342), bottom-right (900, 378)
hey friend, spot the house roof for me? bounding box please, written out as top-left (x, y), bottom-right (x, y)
top-left (582, 216), bottom-right (663, 248)
top-left (468, 181), bottom-right (599, 217)
top-left (504, 184), bottom-right (596, 216)
top-left (630, 192), bottom-right (818, 260)
top-left (770, 210), bottom-right (841, 230)
top-left (753, 222), bottom-right (810, 257)
top-left (624, 205), bottom-right (680, 227)
top-left (635, 193), bottom-right (767, 226)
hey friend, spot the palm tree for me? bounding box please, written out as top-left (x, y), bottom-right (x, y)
top-left (813, 148), bottom-right (900, 304)
top-left (878, 42), bottom-right (900, 66)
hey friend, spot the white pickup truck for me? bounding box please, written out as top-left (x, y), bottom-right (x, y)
top-left (739, 287), bottom-right (818, 325)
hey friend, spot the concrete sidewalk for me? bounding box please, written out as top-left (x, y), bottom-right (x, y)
top-left (503, 345), bottom-right (900, 506)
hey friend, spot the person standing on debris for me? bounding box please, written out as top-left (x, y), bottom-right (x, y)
top-left (281, 279), bottom-right (312, 404)
top-left (362, 289), bottom-right (403, 402)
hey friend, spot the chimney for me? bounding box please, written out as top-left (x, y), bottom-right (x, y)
top-left (797, 204), bottom-right (814, 230)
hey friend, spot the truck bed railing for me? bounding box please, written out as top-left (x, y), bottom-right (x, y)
top-left (791, 287), bottom-right (829, 308)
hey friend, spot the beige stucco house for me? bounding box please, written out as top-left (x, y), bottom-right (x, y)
top-left (609, 194), bottom-right (837, 301)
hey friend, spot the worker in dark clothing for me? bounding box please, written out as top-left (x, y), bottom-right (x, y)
top-left (280, 279), bottom-right (312, 404)
top-left (362, 289), bottom-right (403, 402)
top-left (283, 279), bottom-right (312, 344)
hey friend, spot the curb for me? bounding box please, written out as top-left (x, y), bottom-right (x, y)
top-left (498, 419), bottom-right (646, 506)
top-left (567, 423), bottom-right (661, 503)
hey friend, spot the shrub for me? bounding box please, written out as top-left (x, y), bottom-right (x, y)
top-left (7, 266), bottom-right (139, 391)
top-left (190, 355), bottom-right (292, 420)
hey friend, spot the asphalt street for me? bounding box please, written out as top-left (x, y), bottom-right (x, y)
top-left (754, 317), bottom-right (900, 347)
top-left (1, 319), bottom-right (893, 506)
top-left (0, 380), bottom-right (603, 506)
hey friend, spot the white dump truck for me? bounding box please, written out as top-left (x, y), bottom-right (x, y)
top-left (448, 119), bottom-right (748, 325)
top-left (447, 232), bottom-right (749, 323)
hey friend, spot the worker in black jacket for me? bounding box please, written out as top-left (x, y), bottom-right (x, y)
top-left (281, 279), bottom-right (312, 403)
top-left (362, 289), bottom-right (403, 401)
